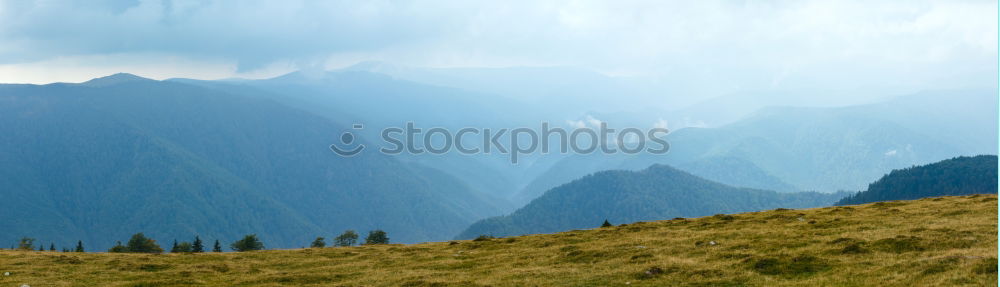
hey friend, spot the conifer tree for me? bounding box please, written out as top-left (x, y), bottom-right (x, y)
top-left (192, 236), bottom-right (204, 253)
top-left (49, 243), bottom-right (55, 251)
top-left (213, 240), bottom-right (222, 252)
top-left (75, 240), bottom-right (84, 252)
top-left (601, 219), bottom-right (613, 227)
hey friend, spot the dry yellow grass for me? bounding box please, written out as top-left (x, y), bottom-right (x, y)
top-left (0, 195), bottom-right (996, 286)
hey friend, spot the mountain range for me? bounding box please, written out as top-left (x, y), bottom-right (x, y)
top-left (0, 67), bottom-right (995, 250)
top-left (510, 90), bottom-right (995, 205)
top-left (460, 155), bottom-right (997, 239)
top-left (0, 74), bottom-right (507, 250)
top-left (836, 155), bottom-right (998, 205)
top-left (459, 164), bottom-right (847, 239)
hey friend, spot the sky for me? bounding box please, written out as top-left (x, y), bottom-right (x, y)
top-left (0, 0), bottom-right (996, 96)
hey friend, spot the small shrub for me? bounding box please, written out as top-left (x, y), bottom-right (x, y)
top-left (137, 264), bottom-right (171, 272)
top-left (973, 257), bottom-right (998, 275)
top-left (713, 214), bottom-right (735, 221)
top-left (630, 253), bottom-right (654, 262)
top-left (750, 255), bottom-right (829, 277)
top-left (53, 255), bottom-right (83, 264)
top-left (207, 264), bottom-right (230, 273)
top-left (634, 266), bottom-right (681, 280)
top-left (871, 236), bottom-right (924, 253)
top-left (840, 243), bottom-right (868, 254)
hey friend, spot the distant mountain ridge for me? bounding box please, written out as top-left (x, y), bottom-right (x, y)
top-left (0, 75), bottom-right (507, 250)
top-left (510, 90), bottom-right (993, 205)
top-left (457, 164), bottom-right (847, 239)
top-left (1, 70), bottom-right (995, 251)
top-left (836, 155), bottom-right (998, 205)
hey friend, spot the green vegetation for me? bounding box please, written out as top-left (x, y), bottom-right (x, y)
top-left (0, 77), bottom-right (508, 250)
top-left (171, 241), bottom-right (194, 253)
top-left (334, 230), bottom-right (359, 247)
top-left (0, 195), bottom-right (993, 286)
top-left (460, 164), bottom-right (847, 239)
top-left (16, 238), bottom-right (34, 251)
top-left (365, 230), bottom-right (390, 245)
top-left (310, 237), bottom-right (326, 248)
top-left (230, 235), bottom-right (265, 252)
top-left (191, 237), bottom-right (204, 253)
top-left (837, 155), bottom-right (998, 205)
top-left (119, 233), bottom-right (164, 254)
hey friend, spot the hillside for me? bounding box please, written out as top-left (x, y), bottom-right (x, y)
top-left (0, 195), bottom-right (994, 286)
top-left (0, 75), bottom-right (507, 249)
top-left (460, 165), bottom-right (846, 239)
top-left (510, 154), bottom-right (798, 206)
top-left (836, 155), bottom-right (998, 205)
top-left (174, 70), bottom-right (539, 202)
top-left (511, 90), bottom-right (993, 205)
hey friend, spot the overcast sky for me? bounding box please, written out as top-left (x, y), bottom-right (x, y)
top-left (0, 0), bottom-right (995, 95)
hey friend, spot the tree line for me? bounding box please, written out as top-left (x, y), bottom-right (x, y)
top-left (8, 229), bottom-right (390, 253)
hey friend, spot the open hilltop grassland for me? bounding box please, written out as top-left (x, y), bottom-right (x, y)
top-left (0, 195), bottom-right (996, 286)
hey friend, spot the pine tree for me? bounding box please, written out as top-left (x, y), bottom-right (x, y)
top-left (364, 230), bottom-right (389, 245)
top-left (334, 230), bottom-right (359, 247)
top-left (171, 240), bottom-right (180, 253)
top-left (601, 219), bottom-right (613, 227)
top-left (191, 236), bottom-right (204, 253)
top-left (75, 240), bottom-right (84, 252)
top-left (49, 243), bottom-right (55, 251)
top-left (310, 237), bottom-right (326, 248)
top-left (38, 245), bottom-right (44, 251)
top-left (213, 240), bottom-right (222, 252)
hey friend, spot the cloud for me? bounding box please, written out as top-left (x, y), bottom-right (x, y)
top-left (585, 115), bottom-right (603, 129)
top-left (0, 0), bottom-right (995, 90)
top-left (653, 119), bottom-right (669, 129)
top-left (566, 120), bottom-right (587, 129)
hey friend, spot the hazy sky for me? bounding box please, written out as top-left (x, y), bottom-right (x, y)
top-left (0, 0), bottom-right (996, 94)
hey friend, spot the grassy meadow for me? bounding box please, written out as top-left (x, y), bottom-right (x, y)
top-left (0, 195), bottom-right (996, 286)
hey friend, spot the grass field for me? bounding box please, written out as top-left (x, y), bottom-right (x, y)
top-left (0, 195), bottom-right (996, 286)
